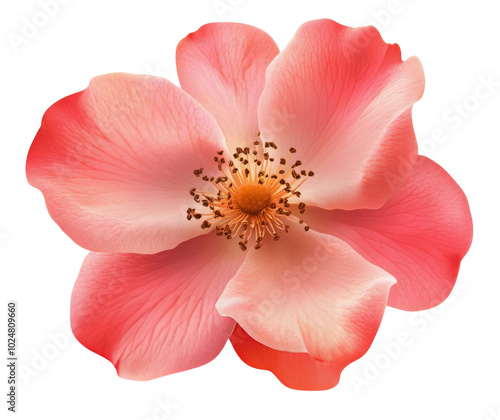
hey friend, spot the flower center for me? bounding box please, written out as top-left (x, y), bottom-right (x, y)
top-left (234, 183), bottom-right (272, 215)
top-left (187, 139), bottom-right (313, 251)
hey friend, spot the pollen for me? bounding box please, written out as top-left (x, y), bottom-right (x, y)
top-left (187, 138), bottom-right (313, 251)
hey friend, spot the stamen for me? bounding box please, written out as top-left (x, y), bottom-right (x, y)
top-left (187, 139), bottom-right (313, 250)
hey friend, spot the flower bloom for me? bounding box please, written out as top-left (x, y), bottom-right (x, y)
top-left (26, 19), bottom-right (472, 390)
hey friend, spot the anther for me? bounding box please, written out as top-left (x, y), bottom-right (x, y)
top-left (187, 142), bottom-right (312, 250)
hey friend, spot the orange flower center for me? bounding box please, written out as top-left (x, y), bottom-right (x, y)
top-left (187, 139), bottom-right (313, 250)
top-left (234, 183), bottom-right (272, 215)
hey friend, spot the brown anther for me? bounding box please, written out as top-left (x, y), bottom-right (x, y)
top-left (188, 142), bottom-right (313, 251)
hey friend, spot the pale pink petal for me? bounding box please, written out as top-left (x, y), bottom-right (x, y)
top-left (258, 19), bottom-right (425, 210)
top-left (231, 324), bottom-right (350, 390)
top-left (177, 22), bottom-right (279, 151)
top-left (305, 156), bottom-right (473, 311)
top-left (27, 73), bottom-right (228, 254)
top-left (71, 232), bottom-right (246, 380)
top-left (216, 228), bottom-right (395, 361)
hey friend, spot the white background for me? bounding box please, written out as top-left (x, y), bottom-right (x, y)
top-left (1, 0), bottom-right (499, 419)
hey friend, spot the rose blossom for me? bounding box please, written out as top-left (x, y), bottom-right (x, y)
top-left (26, 19), bottom-right (472, 390)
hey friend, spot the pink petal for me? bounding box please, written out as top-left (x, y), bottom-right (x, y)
top-left (177, 23), bottom-right (279, 151)
top-left (258, 19), bottom-right (425, 210)
top-left (305, 156), bottom-right (473, 311)
top-left (231, 324), bottom-right (350, 390)
top-left (27, 73), bottom-right (228, 254)
top-left (71, 232), bottom-right (246, 380)
top-left (216, 228), bottom-right (395, 361)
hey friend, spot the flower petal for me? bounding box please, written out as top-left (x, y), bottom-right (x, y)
top-left (258, 19), bottom-right (425, 210)
top-left (27, 73), bottom-right (228, 254)
top-left (216, 228), bottom-right (395, 361)
top-left (177, 23), bottom-right (279, 151)
top-left (230, 324), bottom-right (349, 390)
top-left (71, 232), bottom-right (246, 380)
top-left (305, 156), bottom-right (473, 311)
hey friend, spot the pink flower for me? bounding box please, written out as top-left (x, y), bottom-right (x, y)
top-left (26, 19), bottom-right (472, 390)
